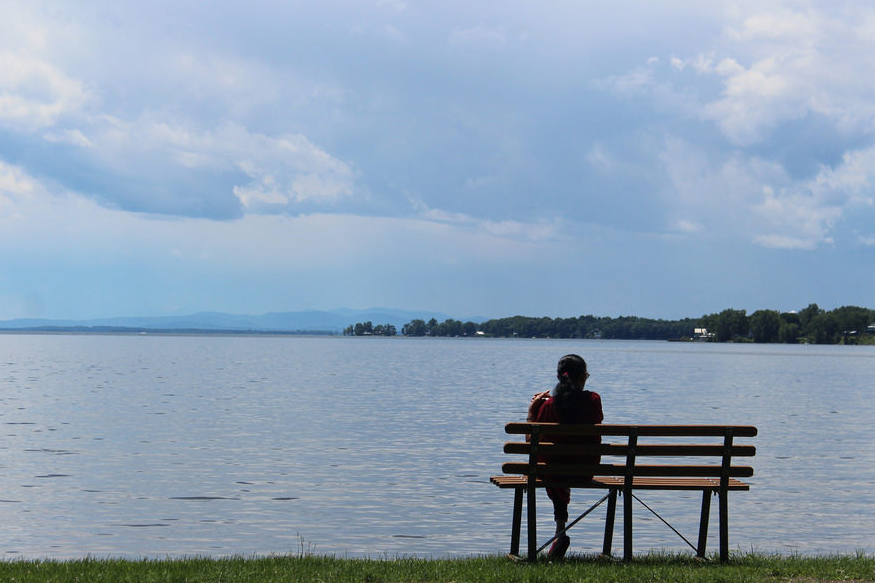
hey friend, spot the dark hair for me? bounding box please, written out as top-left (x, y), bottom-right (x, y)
top-left (553, 354), bottom-right (588, 423)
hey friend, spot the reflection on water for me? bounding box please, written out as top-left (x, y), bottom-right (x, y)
top-left (1, 335), bottom-right (873, 558)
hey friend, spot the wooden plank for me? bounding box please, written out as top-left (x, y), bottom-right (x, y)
top-left (502, 462), bottom-right (755, 478)
top-left (503, 442), bottom-right (756, 457)
top-left (490, 474), bottom-right (751, 491)
top-left (505, 423), bottom-right (758, 437)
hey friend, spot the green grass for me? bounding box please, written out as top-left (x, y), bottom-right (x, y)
top-left (0, 552), bottom-right (873, 583)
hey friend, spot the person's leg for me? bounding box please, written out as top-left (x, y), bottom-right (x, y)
top-left (546, 487), bottom-right (571, 559)
top-left (547, 486), bottom-right (570, 530)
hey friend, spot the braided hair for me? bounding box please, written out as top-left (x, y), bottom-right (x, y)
top-left (553, 354), bottom-right (589, 423)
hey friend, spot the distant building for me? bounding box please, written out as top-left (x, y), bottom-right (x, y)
top-left (694, 328), bottom-right (715, 340)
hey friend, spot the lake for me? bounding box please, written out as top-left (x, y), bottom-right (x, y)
top-left (1, 334), bottom-right (873, 559)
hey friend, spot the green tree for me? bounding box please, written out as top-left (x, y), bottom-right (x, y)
top-left (402, 319), bottom-right (428, 336)
top-left (714, 309), bottom-right (749, 342)
top-left (353, 321), bottom-right (373, 336)
top-left (750, 310), bottom-right (781, 343)
top-left (806, 312), bottom-right (839, 344)
top-left (798, 303), bottom-right (822, 329)
top-left (778, 322), bottom-right (800, 344)
top-left (832, 306), bottom-right (871, 335)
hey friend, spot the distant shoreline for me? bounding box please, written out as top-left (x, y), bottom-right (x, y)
top-left (0, 327), bottom-right (338, 337)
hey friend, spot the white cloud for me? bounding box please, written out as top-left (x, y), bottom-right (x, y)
top-left (605, 4), bottom-right (875, 146)
top-left (676, 219), bottom-right (705, 233)
top-left (696, 5), bottom-right (875, 144)
top-left (660, 136), bottom-right (875, 249)
top-left (31, 113), bottom-right (359, 216)
top-left (0, 50), bottom-right (89, 130)
top-left (808, 147), bottom-right (875, 206)
top-left (0, 159), bottom-right (37, 197)
top-left (42, 128), bottom-right (94, 148)
top-left (0, 172), bottom-right (567, 277)
top-left (410, 198), bottom-right (565, 244)
top-left (586, 144), bottom-right (618, 172)
top-left (593, 63), bottom-right (657, 98)
top-left (752, 187), bottom-right (840, 249)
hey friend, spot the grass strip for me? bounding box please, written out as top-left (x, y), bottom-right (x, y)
top-left (0, 552), bottom-right (872, 583)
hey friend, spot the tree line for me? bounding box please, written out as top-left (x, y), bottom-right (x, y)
top-left (345, 304), bottom-right (875, 344)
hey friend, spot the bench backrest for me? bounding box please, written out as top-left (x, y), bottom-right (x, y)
top-left (502, 423), bottom-right (757, 483)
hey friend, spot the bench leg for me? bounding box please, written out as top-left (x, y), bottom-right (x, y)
top-left (623, 487), bottom-right (633, 561)
top-left (697, 490), bottom-right (712, 558)
top-left (602, 488), bottom-right (617, 557)
top-left (527, 483), bottom-right (537, 561)
top-left (510, 487), bottom-right (523, 556)
top-left (719, 490), bottom-right (729, 562)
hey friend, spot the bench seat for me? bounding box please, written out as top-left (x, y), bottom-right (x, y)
top-left (491, 475), bottom-right (751, 491)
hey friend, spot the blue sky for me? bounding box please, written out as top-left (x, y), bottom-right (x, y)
top-left (1, 0), bottom-right (873, 321)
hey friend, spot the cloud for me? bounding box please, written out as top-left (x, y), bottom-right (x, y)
top-left (0, 2), bottom-right (360, 220)
top-left (677, 4), bottom-right (875, 145)
top-left (0, 159), bottom-right (37, 197)
top-left (589, 2), bottom-right (875, 251)
top-left (751, 144), bottom-right (875, 249)
top-left (594, 62), bottom-right (659, 98)
top-left (752, 186), bottom-right (840, 250)
top-left (409, 198), bottom-right (566, 245)
top-left (659, 136), bottom-right (875, 250)
top-left (0, 167), bottom-right (567, 276)
top-left (4, 101), bottom-right (358, 219)
top-left (0, 50), bottom-right (89, 130)
top-left (601, 3), bottom-right (875, 146)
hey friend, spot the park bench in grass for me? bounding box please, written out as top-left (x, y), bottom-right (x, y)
top-left (490, 423), bottom-right (757, 562)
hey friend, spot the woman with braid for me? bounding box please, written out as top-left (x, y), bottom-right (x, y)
top-left (527, 354), bottom-right (604, 560)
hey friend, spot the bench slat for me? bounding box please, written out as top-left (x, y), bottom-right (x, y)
top-left (490, 475), bottom-right (751, 491)
top-left (502, 461), bottom-right (755, 478)
top-left (506, 423), bottom-right (758, 437)
top-left (503, 442), bottom-right (756, 457)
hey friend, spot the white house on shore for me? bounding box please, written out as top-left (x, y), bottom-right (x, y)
top-left (694, 328), bottom-right (715, 340)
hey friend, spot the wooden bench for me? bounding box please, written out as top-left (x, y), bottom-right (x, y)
top-left (491, 423), bottom-right (756, 562)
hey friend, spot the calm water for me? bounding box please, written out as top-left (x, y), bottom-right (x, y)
top-left (1, 334), bottom-right (873, 559)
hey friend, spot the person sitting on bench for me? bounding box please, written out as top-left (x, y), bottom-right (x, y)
top-left (527, 354), bottom-right (604, 560)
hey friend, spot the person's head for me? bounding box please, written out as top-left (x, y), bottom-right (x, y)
top-left (553, 354), bottom-right (589, 423)
top-left (556, 354), bottom-right (588, 388)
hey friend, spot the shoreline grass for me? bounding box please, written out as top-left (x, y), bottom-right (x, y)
top-left (1, 552), bottom-right (873, 583)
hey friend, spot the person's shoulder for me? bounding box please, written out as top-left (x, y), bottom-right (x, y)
top-left (531, 396), bottom-right (557, 422)
top-left (527, 391), bottom-right (554, 421)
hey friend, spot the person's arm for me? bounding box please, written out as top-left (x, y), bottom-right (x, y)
top-left (592, 392), bottom-right (604, 424)
top-left (527, 390), bottom-right (551, 421)
top-left (525, 390), bottom-right (551, 443)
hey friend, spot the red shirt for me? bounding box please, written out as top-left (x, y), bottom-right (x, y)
top-left (532, 390), bottom-right (603, 425)
top-left (531, 390), bottom-right (604, 476)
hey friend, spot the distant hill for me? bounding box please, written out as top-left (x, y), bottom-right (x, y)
top-left (0, 308), bottom-right (465, 334)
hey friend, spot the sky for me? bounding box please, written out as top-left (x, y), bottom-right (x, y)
top-left (1, 0), bottom-right (874, 321)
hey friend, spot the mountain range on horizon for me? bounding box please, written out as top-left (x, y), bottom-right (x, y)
top-left (0, 308), bottom-right (484, 334)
